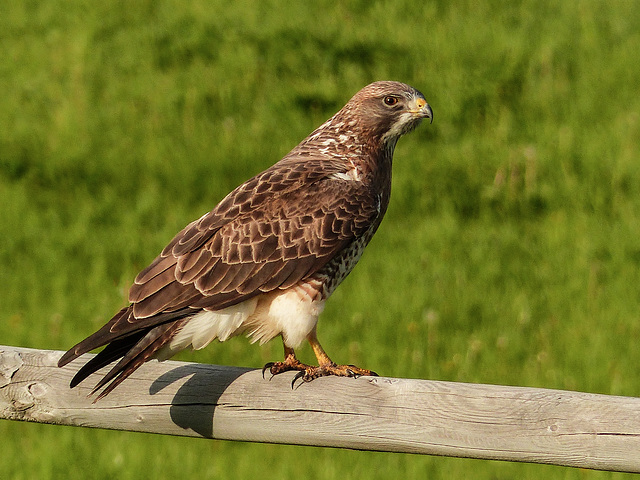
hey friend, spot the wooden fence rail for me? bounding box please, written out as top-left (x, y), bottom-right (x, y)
top-left (1, 345), bottom-right (640, 472)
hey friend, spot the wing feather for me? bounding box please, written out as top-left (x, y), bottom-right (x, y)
top-left (235, 262), bottom-right (280, 294)
top-left (194, 260), bottom-right (234, 293)
top-left (214, 262), bottom-right (257, 294)
top-left (132, 281), bottom-right (200, 318)
top-left (129, 265), bottom-right (177, 303)
top-left (176, 250), bottom-right (217, 283)
top-left (135, 254), bottom-right (176, 284)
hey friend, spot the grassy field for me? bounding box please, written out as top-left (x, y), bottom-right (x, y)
top-left (2, 0), bottom-right (640, 478)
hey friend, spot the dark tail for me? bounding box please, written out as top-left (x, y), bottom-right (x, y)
top-left (58, 306), bottom-right (193, 400)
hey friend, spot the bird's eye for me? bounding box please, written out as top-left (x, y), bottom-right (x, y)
top-left (383, 96), bottom-right (399, 106)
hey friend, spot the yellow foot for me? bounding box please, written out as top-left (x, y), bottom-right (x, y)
top-left (262, 354), bottom-right (308, 379)
top-left (263, 356), bottom-right (378, 388)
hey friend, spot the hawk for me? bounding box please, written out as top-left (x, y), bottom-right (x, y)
top-left (58, 81), bottom-right (433, 399)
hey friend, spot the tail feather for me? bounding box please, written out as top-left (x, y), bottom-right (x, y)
top-left (58, 306), bottom-right (195, 398)
top-left (69, 331), bottom-right (146, 388)
top-left (58, 306), bottom-right (132, 368)
top-left (91, 320), bottom-right (187, 401)
top-left (58, 306), bottom-right (197, 369)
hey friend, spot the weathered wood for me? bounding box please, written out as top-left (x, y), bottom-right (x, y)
top-left (1, 345), bottom-right (639, 472)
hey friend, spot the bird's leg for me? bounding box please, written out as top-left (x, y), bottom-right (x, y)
top-left (296, 327), bottom-right (378, 384)
top-left (262, 327), bottom-right (377, 387)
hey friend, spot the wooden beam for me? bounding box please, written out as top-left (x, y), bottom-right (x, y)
top-left (1, 344), bottom-right (640, 472)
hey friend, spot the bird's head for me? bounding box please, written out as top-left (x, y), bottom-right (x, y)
top-left (344, 81), bottom-right (433, 149)
top-left (292, 81), bottom-right (432, 162)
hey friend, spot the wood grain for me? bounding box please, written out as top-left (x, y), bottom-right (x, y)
top-left (2, 345), bottom-right (640, 472)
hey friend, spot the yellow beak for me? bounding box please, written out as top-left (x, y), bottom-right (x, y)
top-left (412, 97), bottom-right (433, 124)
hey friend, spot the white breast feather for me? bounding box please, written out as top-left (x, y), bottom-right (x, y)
top-left (328, 166), bottom-right (362, 182)
top-left (245, 287), bottom-right (325, 348)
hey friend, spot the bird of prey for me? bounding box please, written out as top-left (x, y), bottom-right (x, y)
top-left (58, 81), bottom-right (433, 400)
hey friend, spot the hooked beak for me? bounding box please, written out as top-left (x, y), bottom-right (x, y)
top-left (413, 97), bottom-right (433, 124)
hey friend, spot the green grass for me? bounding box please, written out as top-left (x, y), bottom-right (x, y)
top-left (2, 0), bottom-right (640, 478)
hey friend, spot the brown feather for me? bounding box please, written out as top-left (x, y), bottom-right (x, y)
top-left (132, 281), bottom-right (199, 318)
top-left (176, 253), bottom-right (218, 284)
top-left (134, 254), bottom-right (176, 285)
top-left (193, 260), bottom-right (234, 293)
top-left (129, 265), bottom-right (177, 303)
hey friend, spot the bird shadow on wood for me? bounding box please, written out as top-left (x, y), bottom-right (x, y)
top-left (149, 363), bottom-right (253, 438)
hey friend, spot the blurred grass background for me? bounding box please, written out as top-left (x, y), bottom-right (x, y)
top-left (2, 0), bottom-right (640, 478)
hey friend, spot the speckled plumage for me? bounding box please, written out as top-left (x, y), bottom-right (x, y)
top-left (58, 81), bottom-right (433, 399)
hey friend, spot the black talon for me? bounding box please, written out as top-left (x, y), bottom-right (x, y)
top-left (262, 362), bottom-right (275, 379)
top-left (291, 371), bottom-right (305, 389)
